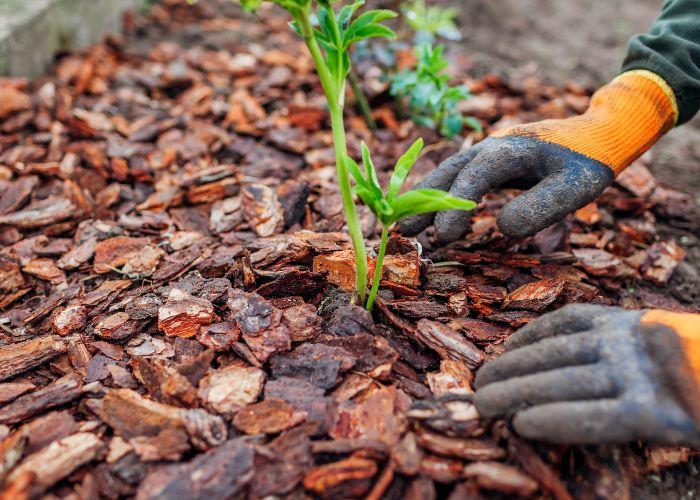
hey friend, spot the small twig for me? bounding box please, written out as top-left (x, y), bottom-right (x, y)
top-left (348, 69), bottom-right (377, 131)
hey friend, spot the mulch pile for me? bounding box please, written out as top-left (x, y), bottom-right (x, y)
top-left (0, 1), bottom-right (698, 498)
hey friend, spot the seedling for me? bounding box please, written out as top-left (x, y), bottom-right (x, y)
top-left (239, 0), bottom-right (476, 310)
top-left (390, 44), bottom-right (479, 138)
top-left (344, 138), bottom-right (475, 309)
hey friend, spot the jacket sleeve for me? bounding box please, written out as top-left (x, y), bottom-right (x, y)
top-left (621, 0), bottom-right (700, 125)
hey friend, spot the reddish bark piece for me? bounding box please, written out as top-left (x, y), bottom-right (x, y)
top-left (640, 241), bottom-right (686, 286)
top-left (94, 312), bottom-right (142, 342)
top-left (313, 249), bottom-right (373, 292)
top-left (0, 176), bottom-right (39, 215)
top-left (0, 382), bottom-right (35, 405)
top-left (129, 428), bottom-right (191, 462)
top-left (532, 263), bottom-right (587, 282)
top-left (197, 365), bottom-right (265, 416)
top-left (21, 411), bottom-right (79, 455)
top-left (242, 184), bottom-right (285, 237)
top-left (93, 236), bottom-right (152, 273)
top-left (158, 288), bottom-right (215, 338)
top-left (486, 310), bottom-right (540, 327)
top-left (0, 257), bottom-right (24, 292)
top-left (136, 438), bottom-right (255, 500)
top-left (313, 249), bottom-right (422, 292)
top-left (256, 270), bottom-right (327, 299)
top-left (282, 303), bottom-right (322, 342)
top-left (503, 278), bottom-right (566, 312)
top-left (331, 385), bottom-right (406, 446)
top-left (390, 300), bottom-right (451, 320)
top-left (416, 429), bottom-right (505, 461)
top-left (615, 161), bottom-right (657, 198)
top-left (303, 457), bottom-right (378, 497)
top-left (5, 433), bottom-right (104, 497)
top-left (233, 398), bottom-right (307, 435)
top-left (573, 248), bottom-right (636, 278)
top-left (0, 374), bottom-right (82, 425)
top-left (415, 320), bottom-right (484, 368)
top-left (426, 359), bottom-right (474, 395)
top-left (448, 317), bottom-right (511, 343)
top-left (0, 87), bottom-right (31, 119)
top-left (22, 258), bottom-right (66, 283)
top-left (51, 304), bottom-right (87, 336)
top-left (228, 289), bottom-right (291, 362)
top-left (420, 454), bottom-right (465, 484)
top-left (383, 252), bottom-right (422, 287)
top-left (574, 202), bottom-right (603, 225)
top-left (0, 196), bottom-right (75, 228)
top-left (0, 336), bottom-right (68, 381)
top-left (463, 461), bottom-right (539, 496)
top-left (466, 284), bottom-right (508, 304)
top-left (251, 427), bottom-right (314, 497)
top-left (96, 389), bottom-right (226, 450)
top-left (197, 322), bottom-right (241, 350)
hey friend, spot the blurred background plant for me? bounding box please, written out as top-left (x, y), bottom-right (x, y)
top-left (386, 0), bottom-right (480, 139)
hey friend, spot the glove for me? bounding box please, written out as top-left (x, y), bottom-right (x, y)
top-left (399, 70), bottom-right (678, 241)
top-left (473, 304), bottom-right (700, 445)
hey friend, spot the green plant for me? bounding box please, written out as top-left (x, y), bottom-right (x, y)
top-left (390, 44), bottom-right (479, 138)
top-left (344, 138), bottom-right (475, 309)
top-left (239, 0), bottom-right (476, 310)
top-left (401, 0), bottom-right (461, 45)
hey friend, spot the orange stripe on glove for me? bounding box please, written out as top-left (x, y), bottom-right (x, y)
top-left (492, 70), bottom-right (678, 175)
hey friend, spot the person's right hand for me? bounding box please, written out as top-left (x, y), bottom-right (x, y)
top-left (399, 71), bottom-right (678, 241)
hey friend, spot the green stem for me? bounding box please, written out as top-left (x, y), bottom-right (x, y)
top-left (348, 69), bottom-right (377, 130)
top-left (299, 14), bottom-right (368, 304)
top-left (366, 227), bottom-right (388, 311)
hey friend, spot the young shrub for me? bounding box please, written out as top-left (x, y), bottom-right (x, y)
top-left (390, 44), bottom-right (479, 138)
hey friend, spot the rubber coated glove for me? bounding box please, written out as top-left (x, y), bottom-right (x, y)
top-left (474, 304), bottom-right (700, 445)
top-left (399, 71), bottom-right (678, 240)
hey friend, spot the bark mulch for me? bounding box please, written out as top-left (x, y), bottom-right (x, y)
top-left (0, 1), bottom-right (698, 498)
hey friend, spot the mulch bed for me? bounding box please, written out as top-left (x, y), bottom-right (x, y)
top-left (0, 0), bottom-right (698, 498)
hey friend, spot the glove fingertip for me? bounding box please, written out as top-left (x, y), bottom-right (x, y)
top-left (397, 213), bottom-right (434, 236)
top-left (434, 210), bottom-right (471, 242)
top-left (496, 206), bottom-right (540, 239)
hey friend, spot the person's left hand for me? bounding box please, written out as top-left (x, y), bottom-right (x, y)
top-left (474, 304), bottom-right (700, 445)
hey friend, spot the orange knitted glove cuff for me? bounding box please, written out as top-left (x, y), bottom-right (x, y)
top-left (492, 70), bottom-right (678, 175)
top-left (642, 310), bottom-right (700, 423)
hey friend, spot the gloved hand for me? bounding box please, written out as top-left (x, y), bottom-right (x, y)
top-left (474, 304), bottom-right (700, 445)
top-left (399, 71), bottom-right (678, 240)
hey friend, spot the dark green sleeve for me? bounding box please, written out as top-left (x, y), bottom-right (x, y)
top-left (621, 0), bottom-right (700, 125)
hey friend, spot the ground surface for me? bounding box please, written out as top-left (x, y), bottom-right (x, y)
top-left (0, 1), bottom-right (699, 499)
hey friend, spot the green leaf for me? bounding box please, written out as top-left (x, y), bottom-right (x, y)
top-left (338, 0), bottom-right (364, 28)
top-left (440, 112), bottom-right (464, 139)
top-left (317, 6), bottom-right (336, 41)
top-left (240, 0), bottom-right (263, 12)
top-left (360, 142), bottom-right (383, 200)
top-left (343, 9), bottom-right (397, 48)
top-left (343, 154), bottom-right (368, 188)
top-left (345, 25), bottom-right (396, 47)
top-left (385, 189), bottom-right (476, 225)
top-left (387, 138), bottom-right (424, 201)
top-left (464, 116), bottom-right (483, 133)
